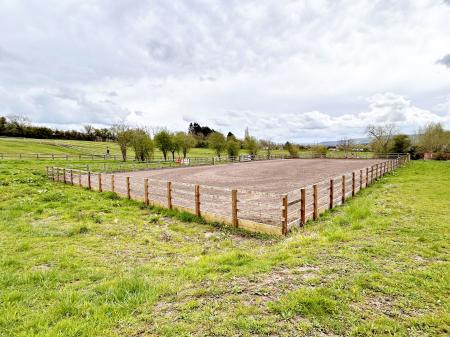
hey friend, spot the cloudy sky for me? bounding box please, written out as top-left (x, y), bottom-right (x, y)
top-left (1, 0), bottom-right (450, 142)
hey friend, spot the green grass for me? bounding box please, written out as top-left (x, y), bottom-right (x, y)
top-left (0, 159), bottom-right (449, 336)
top-left (1, 137), bottom-right (373, 160)
top-left (0, 137), bottom-right (291, 158)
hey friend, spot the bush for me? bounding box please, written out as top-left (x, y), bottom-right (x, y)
top-left (226, 138), bottom-right (240, 158)
top-left (311, 145), bottom-right (327, 157)
top-left (243, 136), bottom-right (259, 156)
top-left (287, 144), bottom-right (299, 157)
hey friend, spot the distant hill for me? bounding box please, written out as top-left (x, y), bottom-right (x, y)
top-left (318, 137), bottom-right (371, 147)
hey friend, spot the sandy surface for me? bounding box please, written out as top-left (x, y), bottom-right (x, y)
top-left (110, 158), bottom-right (385, 193)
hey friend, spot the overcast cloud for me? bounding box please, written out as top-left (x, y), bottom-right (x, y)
top-left (1, 0), bottom-right (450, 142)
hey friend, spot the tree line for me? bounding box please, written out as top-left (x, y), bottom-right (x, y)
top-left (0, 115), bottom-right (115, 141)
top-left (114, 125), bottom-right (269, 162)
top-left (1, 115), bottom-right (448, 160)
top-left (366, 122), bottom-right (449, 159)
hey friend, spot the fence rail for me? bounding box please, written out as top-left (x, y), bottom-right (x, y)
top-left (46, 154), bottom-right (410, 235)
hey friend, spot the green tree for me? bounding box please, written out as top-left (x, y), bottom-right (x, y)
top-left (154, 130), bottom-right (173, 161)
top-left (174, 132), bottom-right (196, 158)
top-left (418, 123), bottom-right (449, 153)
top-left (311, 144), bottom-right (327, 157)
top-left (244, 136), bottom-right (259, 156)
top-left (112, 124), bottom-right (134, 161)
top-left (390, 134), bottom-right (411, 153)
top-left (226, 138), bottom-right (240, 158)
top-left (130, 129), bottom-right (154, 161)
top-left (208, 131), bottom-right (226, 157)
top-left (285, 142), bottom-right (300, 157)
top-left (168, 133), bottom-right (180, 161)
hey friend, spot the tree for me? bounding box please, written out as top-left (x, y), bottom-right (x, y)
top-left (226, 132), bottom-right (236, 141)
top-left (287, 144), bottom-right (299, 157)
top-left (284, 142), bottom-right (299, 157)
top-left (130, 129), bottom-right (154, 161)
top-left (174, 132), bottom-right (196, 158)
top-left (418, 123), bottom-right (449, 153)
top-left (208, 131), bottom-right (226, 157)
top-left (112, 124), bottom-right (134, 161)
top-left (260, 139), bottom-right (275, 158)
top-left (243, 136), bottom-right (259, 156)
top-left (168, 133), bottom-right (180, 161)
top-left (226, 138), bottom-right (240, 158)
top-left (0, 116), bottom-right (6, 134)
top-left (83, 125), bottom-right (95, 140)
top-left (311, 144), bottom-right (327, 157)
top-left (338, 138), bottom-right (355, 157)
top-left (390, 134), bottom-right (411, 153)
top-left (188, 122), bottom-right (214, 138)
top-left (154, 130), bottom-right (173, 161)
top-left (366, 124), bottom-right (397, 154)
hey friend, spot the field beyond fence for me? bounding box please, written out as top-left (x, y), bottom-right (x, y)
top-left (47, 154), bottom-right (410, 235)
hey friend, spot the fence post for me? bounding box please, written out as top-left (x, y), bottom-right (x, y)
top-left (88, 172), bottom-right (91, 189)
top-left (45, 166), bottom-right (49, 178)
top-left (232, 189), bottom-right (238, 227)
top-left (313, 184), bottom-right (318, 220)
top-left (98, 173), bottom-right (102, 192)
top-left (51, 167), bottom-right (55, 181)
top-left (365, 167), bottom-right (368, 187)
top-left (70, 170), bottom-right (74, 185)
top-left (329, 179), bottom-right (334, 209)
top-left (56, 167), bottom-right (59, 182)
top-left (195, 185), bottom-right (201, 216)
top-left (63, 168), bottom-right (66, 184)
top-left (167, 181), bottom-right (172, 209)
top-left (300, 188), bottom-right (306, 227)
top-left (359, 169), bottom-right (363, 191)
top-left (352, 172), bottom-right (356, 197)
top-left (376, 164), bottom-right (379, 179)
top-left (342, 175), bottom-right (346, 203)
top-left (144, 179), bottom-right (149, 205)
top-left (78, 170), bottom-right (82, 186)
top-left (282, 195), bottom-right (288, 235)
top-left (127, 177), bottom-right (131, 199)
top-left (111, 175), bottom-right (115, 193)
top-left (371, 166), bottom-right (374, 183)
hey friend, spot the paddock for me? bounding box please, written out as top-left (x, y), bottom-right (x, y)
top-left (109, 159), bottom-right (386, 193)
top-left (49, 156), bottom-right (408, 235)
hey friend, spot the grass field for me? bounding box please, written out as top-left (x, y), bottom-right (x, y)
top-left (0, 137), bottom-right (371, 160)
top-left (0, 158), bottom-right (449, 336)
top-left (0, 137), bottom-right (292, 158)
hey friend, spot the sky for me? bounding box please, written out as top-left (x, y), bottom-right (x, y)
top-left (1, 0), bottom-right (450, 143)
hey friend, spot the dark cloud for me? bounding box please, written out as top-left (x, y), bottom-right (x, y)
top-left (437, 54), bottom-right (450, 67)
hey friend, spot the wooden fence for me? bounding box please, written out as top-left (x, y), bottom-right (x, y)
top-left (1, 151), bottom-right (404, 162)
top-left (46, 155), bottom-right (409, 235)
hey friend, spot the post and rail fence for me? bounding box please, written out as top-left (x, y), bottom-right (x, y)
top-left (45, 154), bottom-right (410, 235)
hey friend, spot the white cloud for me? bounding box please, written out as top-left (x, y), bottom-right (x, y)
top-left (0, 0), bottom-right (449, 140)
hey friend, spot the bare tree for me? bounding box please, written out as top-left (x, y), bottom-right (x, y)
top-left (260, 139), bottom-right (275, 158)
top-left (6, 114), bottom-right (30, 126)
top-left (338, 138), bottom-right (355, 158)
top-left (366, 124), bottom-right (397, 154)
